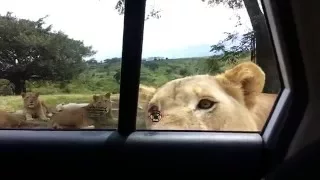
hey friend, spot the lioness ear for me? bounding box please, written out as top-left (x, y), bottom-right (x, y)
top-left (35, 92), bottom-right (40, 97)
top-left (216, 62), bottom-right (265, 109)
top-left (105, 92), bottom-right (111, 99)
top-left (93, 95), bottom-right (98, 102)
top-left (139, 84), bottom-right (157, 102)
top-left (21, 92), bottom-right (26, 98)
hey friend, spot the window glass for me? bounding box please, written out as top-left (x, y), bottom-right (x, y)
top-left (0, 0), bottom-right (123, 129)
top-left (137, 0), bottom-right (281, 132)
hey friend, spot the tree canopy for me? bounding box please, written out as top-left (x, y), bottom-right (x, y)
top-left (115, 0), bottom-right (161, 20)
top-left (0, 12), bottom-right (96, 94)
top-left (115, 0), bottom-right (280, 93)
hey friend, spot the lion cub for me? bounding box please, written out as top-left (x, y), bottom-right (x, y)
top-left (139, 62), bottom-right (278, 131)
top-left (21, 92), bottom-right (52, 121)
top-left (51, 93), bottom-right (113, 129)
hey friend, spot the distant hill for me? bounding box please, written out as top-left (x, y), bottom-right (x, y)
top-left (93, 44), bottom-right (215, 61)
top-left (27, 53), bottom-right (251, 95)
top-left (142, 44), bottom-right (213, 59)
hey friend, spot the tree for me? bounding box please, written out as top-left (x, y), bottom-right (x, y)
top-left (0, 12), bottom-right (96, 94)
top-left (87, 58), bottom-right (98, 65)
top-left (202, 0), bottom-right (280, 93)
top-left (113, 69), bottom-right (121, 84)
top-left (115, 0), bottom-right (161, 20)
top-left (115, 0), bottom-right (280, 93)
top-left (103, 64), bottom-right (111, 75)
top-left (210, 31), bottom-right (253, 61)
top-left (179, 68), bottom-right (190, 76)
top-left (143, 61), bottom-right (159, 71)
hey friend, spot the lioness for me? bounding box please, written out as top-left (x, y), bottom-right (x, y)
top-left (85, 93), bottom-right (114, 128)
top-left (50, 108), bottom-right (94, 129)
top-left (0, 110), bottom-right (47, 128)
top-left (22, 92), bottom-right (52, 121)
top-left (139, 62), bottom-right (278, 131)
top-left (0, 110), bottom-right (24, 128)
top-left (51, 93), bottom-right (113, 129)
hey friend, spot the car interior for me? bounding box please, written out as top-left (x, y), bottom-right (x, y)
top-left (0, 0), bottom-right (319, 179)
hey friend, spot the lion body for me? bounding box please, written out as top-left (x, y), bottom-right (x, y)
top-left (51, 93), bottom-right (113, 129)
top-left (55, 103), bottom-right (89, 112)
top-left (251, 93), bottom-right (278, 130)
top-left (0, 110), bottom-right (23, 128)
top-left (51, 107), bottom-right (94, 129)
top-left (0, 110), bottom-right (47, 128)
top-left (139, 62), bottom-right (278, 131)
top-left (21, 92), bottom-right (51, 121)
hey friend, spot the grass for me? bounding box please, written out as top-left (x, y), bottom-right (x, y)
top-left (0, 93), bottom-right (147, 129)
top-left (22, 54), bottom-right (251, 95)
top-left (1, 54), bottom-right (251, 113)
top-left (0, 94), bottom-right (113, 112)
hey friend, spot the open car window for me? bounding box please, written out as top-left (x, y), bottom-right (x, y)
top-left (0, 0), bottom-right (282, 133)
top-left (0, 0), bottom-right (308, 178)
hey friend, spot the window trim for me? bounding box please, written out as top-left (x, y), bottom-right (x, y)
top-left (261, 0), bottom-right (309, 170)
top-left (0, 0), bottom-right (309, 177)
top-left (117, 0), bottom-right (147, 136)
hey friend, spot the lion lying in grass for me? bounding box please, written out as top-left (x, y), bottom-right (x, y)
top-left (21, 92), bottom-right (52, 121)
top-left (0, 110), bottom-right (25, 128)
top-left (0, 110), bottom-right (50, 128)
top-left (139, 62), bottom-right (278, 131)
top-left (51, 93), bottom-right (113, 129)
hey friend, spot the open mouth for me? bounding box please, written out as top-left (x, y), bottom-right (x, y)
top-left (148, 111), bottom-right (162, 122)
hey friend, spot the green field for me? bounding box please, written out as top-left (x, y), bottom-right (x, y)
top-left (0, 54), bottom-right (250, 113)
top-left (26, 55), bottom-right (250, 94)
top-left (0, 94), bottom-right (94, 112)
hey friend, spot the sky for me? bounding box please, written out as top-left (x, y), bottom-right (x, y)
top-left (0, 0), bottom-right (255, 61)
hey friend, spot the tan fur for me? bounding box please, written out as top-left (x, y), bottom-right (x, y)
top-left (51, 93), bottom-right (113, 129)
top-left (56, 103), bottom-right (89, 112)
top-left (139, 84), bottom-right (157, 102)
top-left (0, 110), bottom-right (47, 128)
top-left (251, 93), bottom-right (278, 130)
top-left (85, 93), bottom-right (113, 128)
top-left (21, 92), bottom-right (51, 121)
top-left (139, 62), bottom-right (278, 131)
top-left (0, 110), bottom-right (24, 128)
top-left (51, 108), bottom-right (94, 129)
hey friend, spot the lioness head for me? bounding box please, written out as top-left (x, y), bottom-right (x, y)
top-left (140, 62), bottom-right (265, 131)
top-left (87, 93), bottom-right (112, 112)
top-left (21, 92), bottom-right (40, 109)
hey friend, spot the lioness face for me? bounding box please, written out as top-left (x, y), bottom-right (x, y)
top-left (145, 76), bottom-right (252, 130)
top-left (21, 92), bottom-right (40, 108)
top-left (142, 62), bottom-right (266, 131)
top-left (91, 93), bottom-right (112, 112)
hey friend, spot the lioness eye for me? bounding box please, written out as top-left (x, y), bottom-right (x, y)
top-left (197, 99), bottom-right (215, 109)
